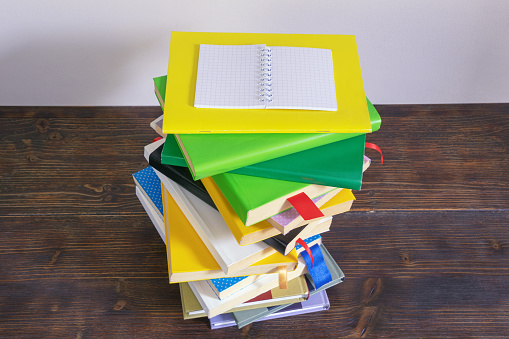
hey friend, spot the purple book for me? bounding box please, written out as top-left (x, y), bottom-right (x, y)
top-left (209, 289), bottom-right (330, 329)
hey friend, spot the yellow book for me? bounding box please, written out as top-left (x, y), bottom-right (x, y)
top-left (202, 176), bottom-right (355, 244)
top-left (163, 31), bottom-right (371, 134)
top-left (162, 184), bottom-right (298, 283)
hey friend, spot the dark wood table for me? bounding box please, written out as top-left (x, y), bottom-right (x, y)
top-left (1, 105), bottom-right (508, 337)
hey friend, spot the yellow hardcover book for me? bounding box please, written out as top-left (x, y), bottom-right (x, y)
top-left (162, 184), bottom-right (298, 283)
top-left (320, 188), bottom-right (356, 209)
top-left (163, 31), bottom-right (371, 134)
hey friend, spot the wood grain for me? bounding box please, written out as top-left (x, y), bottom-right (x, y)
top-left (0, 105), bottom-right (508, 337)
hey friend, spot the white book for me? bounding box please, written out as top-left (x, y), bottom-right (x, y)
top-left (143, 137), bottom-right (165, 161)
top-left (153, 168), bottom-right (276, 275)
top-left (136, 187), bottom-right (166, 245)
top-left (194, 44), bottom-right (337, 111)
top-left (189, 256), bottom-right (307, 318)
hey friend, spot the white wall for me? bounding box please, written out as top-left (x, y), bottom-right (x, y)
top-left (0, 0), bottom-right (508, 106)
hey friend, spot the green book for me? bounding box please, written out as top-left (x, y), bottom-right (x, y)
top-left (163, 133), bottom-right (367, 190)
top-left (232, 244), bottom-right (344, 329)
top-left (154, 76), bottom-right (381, 180)
top-left (210, 174), bottom-right (336, 226)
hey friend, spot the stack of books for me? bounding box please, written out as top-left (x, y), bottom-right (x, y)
top-left (133, 32), bottom-right (382, 329)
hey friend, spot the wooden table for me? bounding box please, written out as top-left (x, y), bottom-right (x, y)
top-left (1, 105), bottom-right (508, 337)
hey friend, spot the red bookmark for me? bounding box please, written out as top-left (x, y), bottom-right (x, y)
top-left (287, 192), bottom-right (324, 220)
top-left (153, 137), bottom-right (163, 142)
top-left (365, 142), bottom-right (383, 164)
top-left (296, 238), bottom-right (314, 269)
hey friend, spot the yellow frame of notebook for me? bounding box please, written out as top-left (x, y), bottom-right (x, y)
top-left (163, 32), bottom-right (371, 134)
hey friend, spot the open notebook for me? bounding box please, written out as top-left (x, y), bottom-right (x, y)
top-left (194, 44), bottom-right (337, 111)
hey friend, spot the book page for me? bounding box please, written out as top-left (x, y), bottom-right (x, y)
top-left (194, 44), bottom-right (266, 109)
top-left (267, 47), bottom-right (337, 111)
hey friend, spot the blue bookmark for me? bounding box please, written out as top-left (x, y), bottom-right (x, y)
top-left (300, 244), bottom-right (332, 289)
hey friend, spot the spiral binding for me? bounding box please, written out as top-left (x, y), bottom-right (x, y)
top-left (259, 47), bottom-right (273, 104)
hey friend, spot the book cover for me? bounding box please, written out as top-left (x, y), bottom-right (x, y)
top-left (163, 32), bottom-right (371, 134)
top-left (153, 75), bottom-right (166, 109)
top-left (211, 173), bottom-right (337, 226)
top-left (161, 173), bottom-right (287, 275)
top-left (162, 184), bottom-right (299, 282)
top-left (209, 289), bottom-right (329, 329)
top-left (132, 166), bottom-right (164, 221)
top-left (207, 275), bottom-right (260, 301)
top-left (188, 256), bottom-right (307, 318)
top-left (179, 275), bottom-right (309, 319)
top-left (263, 217), bottom-right (332, 256)
top-left (232, 244), bottom-right (345, 328)
top-left (155, 74), bottom-right (380, 180)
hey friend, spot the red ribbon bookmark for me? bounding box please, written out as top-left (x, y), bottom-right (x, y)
top-left (287, 192), bottom-right (324, 220)
top-left (153, 137), bottom-right (163, 142)
top-left (365, 142), bottom-right (383, 164)
top-left (296, 238), bottom-right (314, 269)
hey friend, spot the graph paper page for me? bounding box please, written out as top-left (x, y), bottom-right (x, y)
top-left (194, 45), bottom-right (337, 111)
top-left (267, 46), bottom-right (337, 111)
top-left (194, 44), bottom-right (266, 109)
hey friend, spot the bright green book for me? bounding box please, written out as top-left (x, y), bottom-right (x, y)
top-left (210, 174), bottom-right (336, 226)
top-left (155, 76), bottom-right (380, 188)
top-left (164, 134), bottom-right (366, 190)
top-left (154, 76), bottom-right (380, 180)
top-left (153, 75), bottom-right (166, 108)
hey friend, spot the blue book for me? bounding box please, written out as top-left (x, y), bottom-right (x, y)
top-left (132, 166), bottom-right (164, 220)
